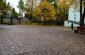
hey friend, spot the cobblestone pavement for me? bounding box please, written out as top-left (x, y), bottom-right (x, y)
top-left (0, 25), bottom-right (85, 55)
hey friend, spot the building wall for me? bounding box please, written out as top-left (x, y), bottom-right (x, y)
top-left (68, 7), bottom-right (80, 22)
top-left (64, 0), bottom-right (85, 27)
top-left (64, 21), bottom-right (80, 27)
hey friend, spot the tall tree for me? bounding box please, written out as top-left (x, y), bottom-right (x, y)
top-left (0, 0), bottom-right (11, 24)
top-left (18, 0), bottom-right (24, 17)
top-left (11, 8), bottom-right (18, 18)
top-left (7, 2), bottom-right (12, 10)
top-left (33, 0), bottom-right (56, 25)
top-left (25, 0), bottom-right (38, 19)
top-left (11, 8), bottom-right (18, 24)
top-left (55, 0), bottom-right (75, 20)
top-left (48, 0), bottom-right (57, 10)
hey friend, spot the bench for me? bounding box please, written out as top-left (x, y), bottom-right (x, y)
top-left (74, 27), bottom-right (85, 33)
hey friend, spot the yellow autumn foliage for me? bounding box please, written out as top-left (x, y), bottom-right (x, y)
top-left (55, 0), bottom-right (75, 19)
top-left (56, 0), bottom-right (74, 7)
top-left (33, 0), bottom-right (56, 21)
top-left (56, 0), bottom-right (74, 10)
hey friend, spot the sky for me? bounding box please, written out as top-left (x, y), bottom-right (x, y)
top-left (6, 0), bottom-right (40, 13)
top-left (6, 0), bottom-right (20, 13)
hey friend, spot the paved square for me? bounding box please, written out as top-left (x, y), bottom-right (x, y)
top-left (0, 25), bottom-right (85, 55)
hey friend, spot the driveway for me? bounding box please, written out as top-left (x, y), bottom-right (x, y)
top-left (0, 25), bottom-right (85, 55)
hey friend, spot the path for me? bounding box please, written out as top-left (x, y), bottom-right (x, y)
top-left (0, 25), bottom-right (85, 55)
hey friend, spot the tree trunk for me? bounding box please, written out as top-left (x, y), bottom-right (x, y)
top-left (0, 14), bottom-right (3, 24)
top-left (80, 0), bottom-right (84, 32)
top-left (82, 3), bottom-right (85, 22)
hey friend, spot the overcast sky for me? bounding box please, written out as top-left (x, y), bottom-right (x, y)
top-left (6, 0), bottom-right (40, 13)
top-left (6, 0), bottom-right (20, 13)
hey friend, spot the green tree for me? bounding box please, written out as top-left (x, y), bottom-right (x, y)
top-left (11, 8), bottom-right (18, 18)
top-left (17, 0), bottom-right (24, 17)
top-left (11, 8), bottom-right (18, 24)
top-left (0, 0), bottom-right (11, 24)
top-left (0, 0), bottom-right (7, 11)
top-left (48, 0), bottom-right (53, 2)
top-left (7, 2), bottom-right (12, 10)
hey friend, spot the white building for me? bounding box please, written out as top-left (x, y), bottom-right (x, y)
top-left (64, 0), bottom-right (85, 27)
top-left (6, 10), bottom-right (12, 18)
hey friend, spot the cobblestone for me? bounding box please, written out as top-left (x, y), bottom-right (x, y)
top-left (0, 25), bottom-right (85, 55)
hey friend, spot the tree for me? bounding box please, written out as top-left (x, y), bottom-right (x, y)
top-left (33, 0), bottom-right (56, 25)
top-left (48, 0), bottom-right (58, 10)
top-left (80, 0), bottom-right (85, 32)
top-left (55, 0), bottom-right (75, 20)
top-left (0, 0), bottom-right (7, 11)
top-left (25, 0), bottom-right (38, 19)
top-left (47, 0), bottom-right (54, 2)
top-left (0, 0), bottom-right (11, 24)
top-left (11, 8), bottom-right (18, 24)
top-left (7, 2), bottom-right (12, 10)
top-left (47, 0), bottom-right (58, 19)
top-left (56, 0), bottom-right (74, 6)
top-left (0, 0), bottom-right (11, 13)
top-left (11, 8), bottom-right (18, 18)
top-left (18, 0), bottom-right (24, 17)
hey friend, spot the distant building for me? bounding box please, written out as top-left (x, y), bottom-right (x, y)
top-left (3, 10), bottom-right (11, 24)
top-left (64, 0), bottom-right (85, 27)
top-left (3, 10), bottom-right (18, 24)
top-left (6, 10), bottom-right (12, 18)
